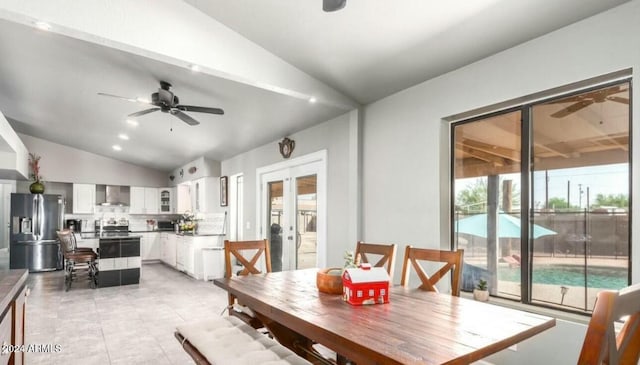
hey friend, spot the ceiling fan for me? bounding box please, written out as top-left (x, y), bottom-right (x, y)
top-left (550, 85), bottom-right (629, 118)
top-left (98, 81), bottom-right (224, 126)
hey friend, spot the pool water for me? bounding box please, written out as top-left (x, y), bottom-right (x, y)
top-left (498, 265), bottom-right (627, 289)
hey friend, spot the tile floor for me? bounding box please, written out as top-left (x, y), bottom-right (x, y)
top-left (25, 263), bottom-right (229, 365)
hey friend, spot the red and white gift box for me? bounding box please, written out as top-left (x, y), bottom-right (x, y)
top-left (342, 263), bottom-right (390, 305)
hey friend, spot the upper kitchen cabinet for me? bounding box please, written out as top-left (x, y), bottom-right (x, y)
top-left (72, 183), bottom-right (95, 214)
top-left (130, 187), bottom-right (158, 214)
top-left (145, 188), bottom-right (158, 213)
top-left (191, 177), bottom-right (218, 213)
top-left (158, 187), bottom-right (175, 214)
top-left (176, 183), bottom-right (192, 215)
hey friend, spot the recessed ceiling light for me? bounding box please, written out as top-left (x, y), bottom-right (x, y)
top-left (189, 64), bottom-right (200, 72)
top-left (309, 97), bottom-right (317, 103)
top-left (118, 134), bottom-right (129, 140)
top-left (112, 145), bottom-right (122, 151)
top-left (34, 21), bottom-right (51, 31)
top-left (126, 119), bottom-right (139, 126)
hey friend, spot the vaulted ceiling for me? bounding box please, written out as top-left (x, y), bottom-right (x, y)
top-left (0, 0), bottom-right (630, 171)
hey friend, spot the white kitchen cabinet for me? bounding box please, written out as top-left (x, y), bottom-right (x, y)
top-left (202, 247), bottom-right (225, 280)
top-left (184, 238), bottom-right (195, 276)
top-left (158, 188), bottom-right (175, 214)
top-left (130, 187), bottom-right (159, 214)
top-left (130, 187), bottom-right (145, 214)
top-left (192, 177), bottom-right (218, 213)
top-left (141, 232), bottom-right (160, 261)
top-left (144, 188), bottom-right (158, 214)
top-left (175, 235), bottom-right (185, 271)
top-left (72, 184), bottom-right (95, 214)
top-left (166, 233), bottom-right (176, 267)
top-left (160, 232), bottom-right (177, 267)
top-left (176, 183), bottom-right (191, 214)
top-left (174, 235), bottom-right (223, 280)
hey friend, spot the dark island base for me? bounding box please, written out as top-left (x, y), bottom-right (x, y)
top-left (99, 268), bottom-right (140, 287)
top-left (98, 236), bottom-right (141, 287)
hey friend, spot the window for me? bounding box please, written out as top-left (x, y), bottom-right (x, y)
top-left (452, 81), bottom-right (631, 313)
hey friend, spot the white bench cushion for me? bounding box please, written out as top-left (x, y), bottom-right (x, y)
top-left (177, 316), bottom-right (312, 365)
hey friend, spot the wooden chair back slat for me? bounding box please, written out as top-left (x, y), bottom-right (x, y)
top-left (355, 241), bottom-right (397, 281)
top-left (578, 283), bottom-right (640, 364)
top-left (223, 239), bottom-right (272, 329)
top-left (400, 246), bottom-right (464, 296)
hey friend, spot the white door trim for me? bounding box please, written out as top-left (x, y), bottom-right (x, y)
top-left (256, 150), bottom-right (328, 268)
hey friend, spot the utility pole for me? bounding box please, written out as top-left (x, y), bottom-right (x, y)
top-left (578, 183), bottom-right (583, 209)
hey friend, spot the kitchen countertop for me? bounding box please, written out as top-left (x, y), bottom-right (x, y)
top-left (174, 232), bottom-right (225, 237)
top-left (94, 233), bottom-right (142, 239)
top-left (0, 269), bottom-right (28, 315)
top-left (79, 231), bottom-right (224, 238)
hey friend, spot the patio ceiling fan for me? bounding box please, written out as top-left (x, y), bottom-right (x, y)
top-left (550, 85), bottom-right (629, 118)
top-left (98, 81), bottom-right (224, 126)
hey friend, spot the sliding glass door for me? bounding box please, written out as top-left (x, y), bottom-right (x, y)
top-left (452, 80), bottom-right (631, 313)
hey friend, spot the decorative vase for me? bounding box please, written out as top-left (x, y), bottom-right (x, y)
top-left (29, 180), bottom-right (45, 194)
top-left (316, 268), bottom-right (344, 295)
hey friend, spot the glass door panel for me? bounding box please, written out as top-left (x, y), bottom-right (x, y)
top-left (530, 82), bottom-right (630, 311)
top-left (453, 110), bottom-right (522, 299)
top-left (295, 175), bottom-right (317, 269)
top-left (268, 180), bottom-right (285, 272)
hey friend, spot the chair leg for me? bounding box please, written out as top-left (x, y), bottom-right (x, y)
top-left (64, 260), bottom-right (74, 291)
top-left (89, 261), bottom-right (98, 289)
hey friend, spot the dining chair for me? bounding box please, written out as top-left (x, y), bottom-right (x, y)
top-left (577, 283), bottom-right (640, 364)
top-left (57, 230), bottom-right (98, 291)
top-left (224, 239), bottom-right (272, 329)
top-left (400, 246), bottom-right (464, 296)
top-left (355, 241), bottom-right (398, 281)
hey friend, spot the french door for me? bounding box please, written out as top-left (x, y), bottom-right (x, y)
top-left (258, 152), bottom-right (326, 272)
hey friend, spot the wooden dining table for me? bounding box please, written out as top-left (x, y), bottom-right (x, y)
top-left (214, 268), bottom-right (556, 365)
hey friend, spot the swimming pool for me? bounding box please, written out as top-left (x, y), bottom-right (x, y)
top-left (498, 265), bottom-right (628, 289)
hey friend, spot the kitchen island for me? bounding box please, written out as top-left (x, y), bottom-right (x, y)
top-left (98, 235), bottom-right (141, 287)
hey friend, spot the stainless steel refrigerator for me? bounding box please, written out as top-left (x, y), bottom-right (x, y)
top-left (10, 193), bottom-right (64, 272)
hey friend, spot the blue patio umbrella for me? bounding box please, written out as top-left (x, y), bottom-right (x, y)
top-left (455, 213), bottom-right (556, 239)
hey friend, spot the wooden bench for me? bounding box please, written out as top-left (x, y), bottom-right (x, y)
top-left (175, 316), bottom-right (312, 365)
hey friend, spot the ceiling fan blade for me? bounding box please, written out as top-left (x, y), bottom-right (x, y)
top-left (171, 110), bottom-right (200, 126)
top-left (97, 92), bottom-right (137, 102)
top-left (551, 100), bottom-right (593, 118)
top-left (546, 95), bottom-right (585, 104)
top-left (128, 108), bottom-right (160, 117)
top-left (176, 105), bottom-right (224, 115)
top-left (607, 96), bottom-right (629, 104)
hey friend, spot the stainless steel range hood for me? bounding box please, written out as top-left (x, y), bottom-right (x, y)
top-left (95, 185), bottom-right (130, 206)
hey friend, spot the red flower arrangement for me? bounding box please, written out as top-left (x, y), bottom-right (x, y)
top-left (29, 153), bottom-right (42, 182)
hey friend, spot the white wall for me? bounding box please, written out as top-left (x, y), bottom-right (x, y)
top-left (0, 110), bottom-right (28, 179)
top-left (20, 133), bottom-right (168, 186)
top-left (361, 1), bottom-right (639, 364)
top-left (222, 112), bottom-right (352, 267)
top-left (168, 156), bottom-right (221, 186)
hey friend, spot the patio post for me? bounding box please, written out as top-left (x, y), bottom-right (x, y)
top-left (487, 175), bottom-right (499, 295)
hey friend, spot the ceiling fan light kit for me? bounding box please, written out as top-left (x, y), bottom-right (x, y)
top-left (98, 80), bottom-right (224, 126)
top-left (323, 0), bottom-right (346, 12)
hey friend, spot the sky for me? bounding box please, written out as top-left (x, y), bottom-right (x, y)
top-left (456, 163), bottom-right (629, 210)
